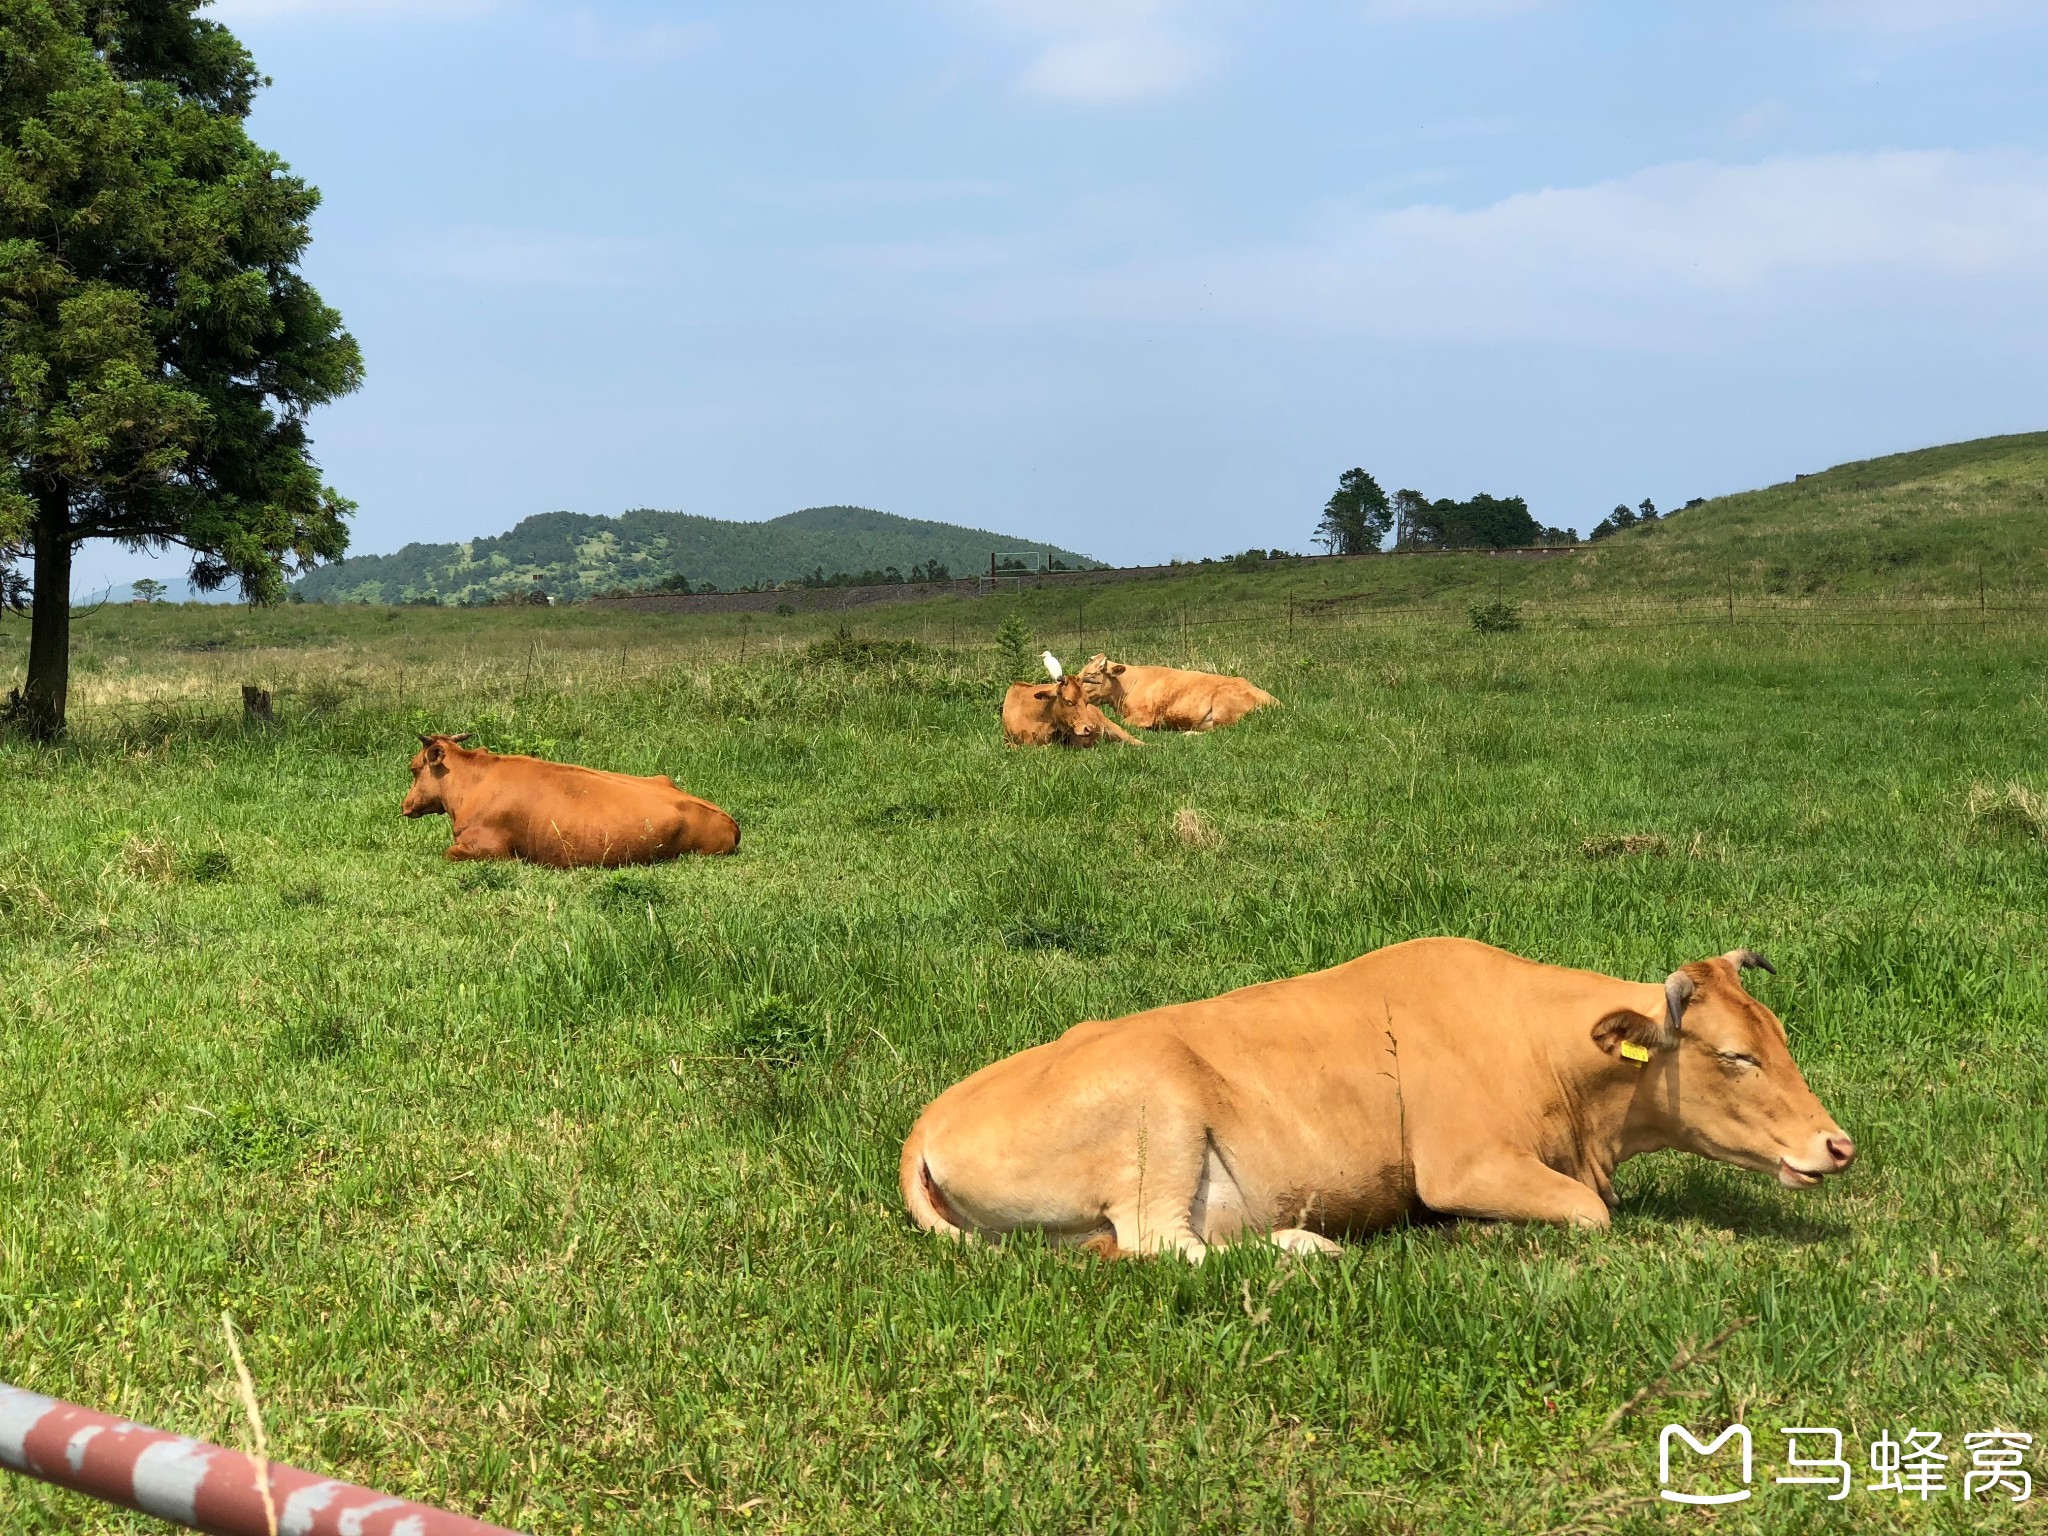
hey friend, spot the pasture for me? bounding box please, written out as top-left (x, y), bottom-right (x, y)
top-left (2, 582), bottom-right (2045, 1534)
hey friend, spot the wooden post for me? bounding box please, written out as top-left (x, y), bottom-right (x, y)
top-left (1726, 575), bottom-right (1735, 625)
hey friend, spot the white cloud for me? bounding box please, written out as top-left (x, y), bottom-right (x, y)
top-left (816, 151), bottom-right (2048, 352)
top-left (569, 12), bottom-right (718, 63)
top-left (1798, 0), bottom-right (2048, 33)
top-left (399, 227), bottom-right (659, 287)
top-left (954, 0), bottom-right (1227, 102)
top-left (1104, 150), bottom-right (2048, 346)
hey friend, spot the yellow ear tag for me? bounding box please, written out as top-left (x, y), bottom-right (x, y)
top-left (1619, 1042), bottom-right (1652, 1065)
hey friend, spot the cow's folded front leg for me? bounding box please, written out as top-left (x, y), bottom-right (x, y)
top-left (1268, 1227), bottom-right (1343, 1257)
top-left (444, 826), bottom-right (515, 861)
top-left (1416, 1155), bottom-right (1612, 1229)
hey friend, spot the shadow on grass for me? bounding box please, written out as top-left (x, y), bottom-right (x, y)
top-left (1621, 1164), bottom-right (1848, 1244)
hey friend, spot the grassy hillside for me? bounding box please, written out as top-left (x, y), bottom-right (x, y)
top-left (291, 505), bottom-right (1101, 606)
top-left (3, 591), bottom-right (2045, 1535)
top-left (1574, 429), bottom-right (2048, 599)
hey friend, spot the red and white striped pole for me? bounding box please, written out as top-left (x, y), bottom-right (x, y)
top-left (0, 1383), bottom-right (526, 1536)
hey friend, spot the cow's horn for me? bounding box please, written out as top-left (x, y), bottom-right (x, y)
top-left (449, 733), bottom-right (474, 745)
top-left (418, 734), bottom-right (434, 747)
top-left (1042, 651), bottom-right (1063, 681)
top-left (1724, 948), bottom-right (1775, 974)
top-left (1664, 970), bottom-right (1696, 1039)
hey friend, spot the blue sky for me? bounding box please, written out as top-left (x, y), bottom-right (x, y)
top-left (81, 0), bottom-right (2048, 592)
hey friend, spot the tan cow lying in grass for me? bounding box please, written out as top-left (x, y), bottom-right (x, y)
top-left (401, 734), bottom-right (739, 865)
top-left (901, 938), bottom-right (1853, 1259)
top-left (1002, 653), bottom-right (1140, 748)
top-left (1078, 653), bottom-right (1276, 732)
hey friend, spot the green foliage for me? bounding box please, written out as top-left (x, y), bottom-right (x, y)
top-left (803, 629), bottom-right (929, 668)
top-left (1468, 598), bottom-right (1524, 633)
top-left (1317, 467), bottom-right (1392, 554)
top-left (722, 994), bottom-right (828, 1069)
top-left (1413, 492), bottom-right (1542, 549)
top-left (0, 0), bottom-right (361, 734)
top-left (294, 505), bottom-right (1098, 606)
top-left (177, 846), bottom-right (234, 883)
top-left (994, 611), bottom-right (1034, 680)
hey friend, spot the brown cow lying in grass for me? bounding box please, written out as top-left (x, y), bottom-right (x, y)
top-left (1001, 653), bottom-right (1140, 747)
top-left (901, 938), bottom-right (1854, 1259)
top-left (1078, 653), bottom-right (1276, 732)
top-left (401, 734), bottom-right (739, 866)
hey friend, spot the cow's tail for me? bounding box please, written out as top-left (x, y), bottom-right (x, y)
top-left (900, 1118), bottom-right (970, 1240)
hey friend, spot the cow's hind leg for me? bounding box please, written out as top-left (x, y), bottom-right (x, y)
top-left (1268, 1228), bottom-right (1343, 1257)
top-left (1100, 1101), bottom-right (1215, 1262)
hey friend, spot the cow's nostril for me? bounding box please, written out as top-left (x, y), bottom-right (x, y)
top-left (1826, 1135), bottom-right (1856, 1167)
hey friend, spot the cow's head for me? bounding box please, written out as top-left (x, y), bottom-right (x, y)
top-left (1596, 950), bottom-right (1856, 1189)
top-left (401, 733), bottom-right (475, 817)
top-left (1077, 653), bottom-right (1124, 705)
top-left (1026, 677), bottom-right (1102, 745)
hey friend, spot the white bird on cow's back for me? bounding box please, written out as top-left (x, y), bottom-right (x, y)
top-left (1042, 651), bottom-right (1063, 681)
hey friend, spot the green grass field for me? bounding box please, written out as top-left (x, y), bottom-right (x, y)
top-left (3, 438), bottom-right (2047, 1533)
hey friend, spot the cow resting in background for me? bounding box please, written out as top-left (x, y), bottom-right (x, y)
top-left (1002, 653), bottom-right (1141, 748)
top-left (1077, 654), bottom-right (1276, 732)
top-left (901, 938), bottom-right (1853, 1259)
top-left (401, 734), bottom-right (739, 865)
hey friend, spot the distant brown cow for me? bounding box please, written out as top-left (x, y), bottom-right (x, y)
top-left (901, 938), bottom-right (1853, 1259)
top-left (1000, 678), bottom-right (1140, 747)
top-left (401, 734), bottom-right (738, 866)
top-left (1078, 654), bottom-right (1275, 732)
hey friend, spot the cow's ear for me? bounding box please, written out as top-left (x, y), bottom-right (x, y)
top-left (1032, 688), bottom-right (1055, 700)
top-left (1110, 664), bottom-right (1127, 675)
top-left (422, 739), bottom-right (447, 766)
top-left (1592, 1008), bottom-right (1671, 1058)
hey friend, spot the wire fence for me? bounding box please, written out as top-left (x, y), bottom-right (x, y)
top-left (37, 586), bottom-right (2046, 738)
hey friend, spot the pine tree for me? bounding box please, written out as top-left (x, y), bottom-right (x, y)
top-left (1, 0), bottom-right (362, 737)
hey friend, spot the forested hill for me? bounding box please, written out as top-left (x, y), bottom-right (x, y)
top-left (291, 505), bottom-right (1100, 604)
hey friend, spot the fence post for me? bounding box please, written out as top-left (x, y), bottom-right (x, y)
top-left (1726, 575), bottom-right (1735, 625)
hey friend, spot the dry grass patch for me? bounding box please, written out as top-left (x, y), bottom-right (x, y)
top-left (1579, 833), bottom-right (1669, 859)
top-left (1965, 781), bottom-right (2048, 840)
top-left (1173, 807), bottom-right (1222, 850)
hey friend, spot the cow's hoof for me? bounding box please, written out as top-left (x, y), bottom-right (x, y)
top-left (1270, 1228), bottom-right (1342, 1257)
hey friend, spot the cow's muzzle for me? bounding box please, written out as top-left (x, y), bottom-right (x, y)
top-left (1777, 1133), bottom-right (1856, 1188)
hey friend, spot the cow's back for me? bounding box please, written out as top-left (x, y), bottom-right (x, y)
top-left (1116, 665), bottom-right (1274, 730)
top-left (461, 755), bottom-right (737, 864)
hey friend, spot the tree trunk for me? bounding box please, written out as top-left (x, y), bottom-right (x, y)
top-left (23, 491), bottom-right (72, 742)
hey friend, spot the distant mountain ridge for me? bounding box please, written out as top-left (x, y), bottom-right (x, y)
top-left (291, 505), bottom-right (1100, 605)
